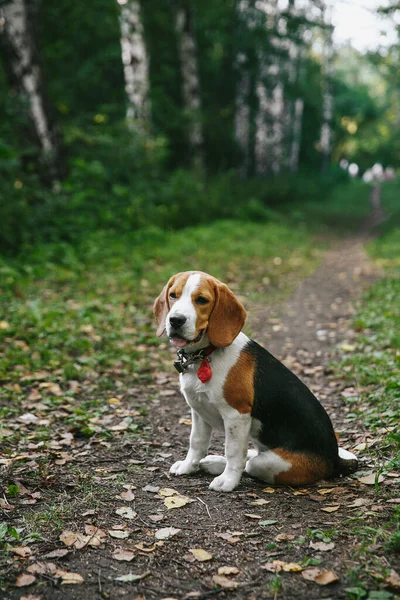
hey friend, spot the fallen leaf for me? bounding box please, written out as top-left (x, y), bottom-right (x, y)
top-left (320, 505), bottom-right (340, 513)
top-left (302, 568), bottom-right (322, 581)
top-left (112, 549), bottom-right (135, 562)
top-left (317, 488), bottom-right (336, 495)
top-left (245, 513), bottom-right (262, 519)
top-left (315, 570), bottom-right (339, 585)
top-left (27, 563), bottom-right (57, 575)
top-left (158, 488), bottom-right (179, 497)
top-left (262, 560), bottom-right (302, 573)
top-left (143, 485), bottom-right (160, 493)
top-left (108, 530), bottom-right (129, 539)
top-left (358, 474), bottom-right (385, 485)
top-left (43, 549), bottom-right (69, 559)
top-left (15, 574), bottom-right (36, 587)
top-left (117, 489), bottom-right (136, 501)
top-left (259, 520), bottom-right (277, 526)
top-left (115, 571), bottom-right (151, 583)
top-left (149, 514), bottom-right (164, 522)
top-left (84, 526), bottom-right (107, 546)
top-left (310, 541), bottom-right (335, 552)
top-left (350, 498), bottom-right (371, 508)
top-left (135, 542), bottom-right (158, 553)
top-left (59, 531), bottom-right (78, 547)
top-left (10, 546), bottom-right (32, 558)
top-left (340, 343), bottom-right (356, 352)
top-left (189, 548), bottom-right (213, 562)
top-left (275, 533), bottom-right (295, 542)
top-left (57, 571), bottom-right (84, 585)
top-left (218, 566), bottom-right (239, 576)
top-left (212, 575), bottom-right (238, 589)
top-left (250, 499), bottom-right (270, 506)
top-left (164, 495), bottom-right (191, 509)
top-left (20, 595), bottom-right (42, 600)
top-left (115, 506), bottom-right (137, 520)
top-left (18, 413), bottom-right (38, 425)
top-left (155, 527), bottom-right (181, 540)
top-left (262, 487), bottom-right (276, 493)
top-left (178, 418), bottom-right (192, 425)
top-left (386, 569), bottom-right (400, 590)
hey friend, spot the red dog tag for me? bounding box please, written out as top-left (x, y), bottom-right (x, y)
top-left (197, 358), bottom-right (212, 383)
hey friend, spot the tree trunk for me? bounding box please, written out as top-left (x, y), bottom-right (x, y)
top-left (234, 0), bottom-right (258, 177)
top-left (117, 0), bottom-right (150, 128)
top-left (320, 8), bottom-right (334, 171)
top-left (174, 0), bottom-right (203, 168)
top-left (288, 96), bottom-right (303, 172)
top-left (0, 0), bottom-right (66, 182)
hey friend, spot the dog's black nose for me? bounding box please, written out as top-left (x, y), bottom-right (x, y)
top-left (169, 315), bottom-right (187, 328)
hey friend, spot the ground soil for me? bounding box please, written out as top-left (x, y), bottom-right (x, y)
top-left (2, 192), bottom-right (399, 600)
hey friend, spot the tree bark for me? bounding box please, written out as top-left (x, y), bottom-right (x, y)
top-left (117, 0), bottom-right (150, 128)
top-left (320, 7), bottom-right (334, 171)
top-left (0, 0), bottom-right (66, 182)
top-left (174, 0), bottom-right (203, 168)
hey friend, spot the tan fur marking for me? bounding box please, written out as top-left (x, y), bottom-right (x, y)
top-left (223, 351), bottom-right (255, 414)
top-left (273, 449), bottom-right (332, 486)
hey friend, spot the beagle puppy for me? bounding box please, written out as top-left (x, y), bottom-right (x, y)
top-left (154, 271), bottom-right (358, 492)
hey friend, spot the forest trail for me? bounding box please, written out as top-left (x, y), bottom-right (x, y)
top-left (4, 187), bottom-right (399, 600)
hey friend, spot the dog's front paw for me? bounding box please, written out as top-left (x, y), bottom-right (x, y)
top-left (169, 460), bottom-right (197, 476)
top-left (209, 472), bottom-right (240, 492)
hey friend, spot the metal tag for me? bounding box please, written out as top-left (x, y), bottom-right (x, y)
top-left (174, 360), bottom-right (185, 374)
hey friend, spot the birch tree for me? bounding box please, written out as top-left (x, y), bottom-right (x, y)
top-left (320, 6), bottom-right (334, 171)
top-left (0, 0), bottom-right (66, 181)
top-left (234, 0), bottom-right (259, 177)
top-left (174, 0), bottom-right (203, 167)
top-left (117, 0), bottom-right (150, 128)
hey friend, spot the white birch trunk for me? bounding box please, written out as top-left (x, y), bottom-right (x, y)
top-left (254, 0), bottom-right (285, 175)
top-left (234, 0), bottom-right (254, 176)
top-left (117, 0), bottom-right (150, 127)
top-left (174, 0), bottom-right (203, 167)
top-left (320, 8), bottom-right (334, 170)
top-left (288, 96), bottom-right (303, 172)
top-left (1, 0), bottom-right (65, 179)
top-left (235, 52), bottom-right (251, 176)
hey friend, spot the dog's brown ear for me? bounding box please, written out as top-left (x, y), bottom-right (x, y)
top-left (208, 281), bottom-right (246, 347)
top-left (153, 275), bottom-right (176, 337)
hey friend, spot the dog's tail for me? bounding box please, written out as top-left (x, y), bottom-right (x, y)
top-left (337, 447), bottom-right (358, 476)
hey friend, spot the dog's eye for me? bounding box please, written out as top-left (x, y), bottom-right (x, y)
top-left (169, 292), bottom-right (177, 300)
top-left (195, 296), bottom-right (209, 305)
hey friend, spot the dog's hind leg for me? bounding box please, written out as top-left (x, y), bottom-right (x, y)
top-left (200, 449), bottom-right (258, 475)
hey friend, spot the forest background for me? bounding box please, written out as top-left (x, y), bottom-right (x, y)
top-left (0, 0), bottom-right (399, 256)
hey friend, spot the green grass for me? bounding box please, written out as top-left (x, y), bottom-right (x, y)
top-left (333, 181), bottom-right (400, 588)
top-left (0, 217), bottom-right (322, 451)
top-left (336, 182), bottom-right (400, 455)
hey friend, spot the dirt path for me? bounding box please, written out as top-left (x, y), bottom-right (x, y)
top-left (3, 188), bottom-right (399, 600)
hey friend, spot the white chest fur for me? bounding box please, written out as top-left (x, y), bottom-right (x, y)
top-left (179, 332), bottom-right (250, 429)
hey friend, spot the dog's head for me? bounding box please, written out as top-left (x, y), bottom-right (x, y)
top-left (153, 271), bottom-right (246, 349)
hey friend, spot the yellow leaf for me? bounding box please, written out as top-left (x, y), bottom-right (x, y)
top-left (164, 495), bottom-right (191, 509)
top-left (262, 487), bottom-right (275, 494)
top-left (189, 548), bottom-right (213, 562)
top-left (320, 505), bottom-right (340, 513)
